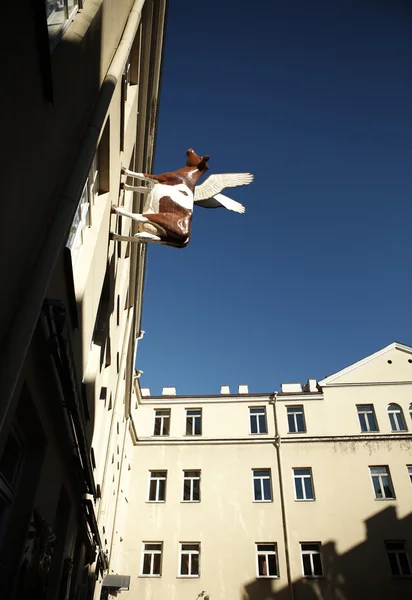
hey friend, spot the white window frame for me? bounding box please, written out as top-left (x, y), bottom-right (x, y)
top-left (67, 155), bottom-right (99, 267)
top-left (179, 542), bottom-right (200, 577)
top-left (385, 541), bottom-right (412, 577)
top-left (249, 407), bottom-right (267, 434)
top-left (183, 470), bottom-right (201, 502)
top-left (388, 404), bottom-right (407, 432)
top-left (141, 542), bottom-right (162, 576)
top-left (370, 466), bottom-right (395, 499)
top-left (357, 404), bottom-right (378, 432)
top-left (46, 0), bottom-right (79, 50)
top-left (293, 468), bottom-right (315, 501)
top-left (287, 406), bottom-right (306, 433)
top-left (186, 409), bottom-right (202, 436)
top-left (148, 471), bottom-right (167, 502)
top-left (153, 409), bottom-right (170, 436)
top-left (300, 542), bottom-right (323, 578)
top-left (256, 543), bottom-right (279, 578)
top-left (252, 469), bottom-right (272, 502)
top-left (407, 465), bottom-right (412, 484)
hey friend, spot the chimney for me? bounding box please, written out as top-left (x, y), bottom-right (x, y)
top-left (220, 385), bottom-right (230, 394)
top-left (281, 383), bottom-right (303, 393)
top-left (306, 379), bottom-right (318, 392)
top-left (162, 387), bottom-right (176, 395)
top-left (238, 385), bottom-right (249, 394)
top-left (141, 388), bottom-right (151, 396)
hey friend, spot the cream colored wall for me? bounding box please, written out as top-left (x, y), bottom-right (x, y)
top-left (135, 396), bottom-right (274, 439)
top-left (119, 442), bottom-right (286, 600)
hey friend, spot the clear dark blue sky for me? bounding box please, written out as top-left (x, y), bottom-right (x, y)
top-left (137, 0), bottom-right (412, 395)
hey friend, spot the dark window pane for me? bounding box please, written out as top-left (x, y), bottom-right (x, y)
top-left (182, 544), bottom-right (199, 551)
top-left (389, 413), bottom-right (396, 430)
top-left (296, 413), bottom-right (305, 432)
top-left (191, 553), bottom-right (199, 575)
top-left (194, 417), bottom-right (202, 435)
top-left (163, 418), bottom-right (169, 435)
top-left (153, 553), bottom-right (161, 575)
top-left (388, 552), bottom-right (400, 575)
top-left (268, 554), bottom-right (278, 576)
top-left (359, 413), bottom-right (367, 432)
top-left (368, 413), bottom-right (378, 431)
top-left (149, 480), bottom-right (157, 501)
top-left (304, 477), bottom-right (314, 500)
top-left (183, 481), bottom-right (191, 501)
top-left (251, 416), bottom-right (257, 434)
top-left (263, 478), bottom-right (272, 500)
top-left (259, 415), bottom-right (267, 433)
top-left (142, 554), bottom-right (151, 574)
top-left (382, 477), bottom-right (393, 498)
top-left (181, 554), bottom-right (189, 575)
top-left (159, 479), bottom-right (166, 501)
top-left (193, 479), bottom-right (200, 501)
top-left (186, 418), bottom-right (192, 435)
top-left (258, 554), bottom-right (267, 576)
top-left (313, 553), bottom-right (323, 576)
top-left (154, 420), bottom-right (161, 435)
top-left (399, 553), bottom-right (411, 575)
top-left (295, 478), bottom-right (304, 500)
top-left (302, 543), bottom-right (320, 552)
top-left (372, 477), bottom-right (382, 498)
top-left (398, 413), bottom-right (407, 431)
top-left (254, 479), bottom-right (262, 501)
top-left (302, 554), bottom-right (312, 576)
top-left (288, 414), bottom-right (296, 433)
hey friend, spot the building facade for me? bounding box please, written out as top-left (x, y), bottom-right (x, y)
top-left (0, 1), bottom-right (167, 599)
top-left (120, 342), bottom-right (412, 600)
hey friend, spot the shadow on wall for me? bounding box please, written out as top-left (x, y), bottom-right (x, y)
top-left (242, 506), bottom-right (412, 600)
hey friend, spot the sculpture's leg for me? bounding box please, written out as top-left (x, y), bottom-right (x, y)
top-left (111, 206), bottom-right (149, 223)
top-left (110, 232), bottom-right (162, 243)
top-left (121, 168), bottom-right (154, 182)
top-left (121, 183), bottom-right (151, 193)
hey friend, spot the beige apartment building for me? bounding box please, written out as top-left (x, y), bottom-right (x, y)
top-left (117, 342), bottom-right (412, 600)
top-left (0, 1), bottom-right (167, 599)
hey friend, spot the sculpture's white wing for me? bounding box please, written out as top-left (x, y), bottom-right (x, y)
top-left (194, 193), bottom-right (245, 214)
top-left (194, 173), bottom-right (254, 202)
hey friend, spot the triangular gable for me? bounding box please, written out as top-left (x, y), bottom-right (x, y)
top-left (319, 342), bottom-right (412, 386)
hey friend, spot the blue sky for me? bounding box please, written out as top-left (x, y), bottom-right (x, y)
top-left (137, 0), bottom-right (412, 395)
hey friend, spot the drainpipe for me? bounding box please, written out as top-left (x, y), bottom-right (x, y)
top-left (271, 393), bottom-right (294, 600)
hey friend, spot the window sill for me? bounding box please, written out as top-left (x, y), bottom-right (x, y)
top-left (138, 575), bottom-right (162, 578)
top-left (181, 501), bottom-right (201, 504)
top-left (253, 500), bottom-right (273, 503)
top-left (287, 431), bottom-right (307, 435)
top-left (375, 498), bottom-right (396, 501)
top-left (146, 501), bottom-right (165, 504)
top-left (177, 575), bottom-right (200, 579)
top-left (249, 433), bottom-right (269, 436)
top-left (360, 430), bottom-right (380, 434)
top-left (294, 499), bottom-right (316, 502)
top-left (183, 434), bottom-right (203, 437)
top-left (257, 575), bottom-right (279, 579)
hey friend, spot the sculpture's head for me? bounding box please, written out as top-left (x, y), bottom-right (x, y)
top-left (186, 148), bottom-right (210, 172)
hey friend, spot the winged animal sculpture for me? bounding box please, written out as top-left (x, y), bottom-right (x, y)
top-left (110, 149), bottom-right (253, 248)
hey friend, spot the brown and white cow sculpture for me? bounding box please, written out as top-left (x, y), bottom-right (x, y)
top-left (111, 148), bottom-right (253, 249)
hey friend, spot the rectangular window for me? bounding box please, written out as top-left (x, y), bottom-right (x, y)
top-left (179, 543), bottom-right (200, 577)
top-left (46, 0), bottom-right (79, 49)
top-left (370, 466), bottom-right (395, 499)
top-left (357, 405), bottom-right (378, 432)
top-left (148, 471), bottom-right (167, 502)
top-left (407, 466), bottom-right (412, 483)
top-left (253, 469), bottom-right (272, 501)
top-left (141, 542), bottom-right (162, 576)
top-left (287, 406), bottom-right (306, 433)
top-left (293, 468), bottom-right (315, 501)
top-left (256, 543), bottom-right (278, 577)
top-left (67, 154), bottom-right (99, 267)
top-left (153, 409), bottom-right (170, 436)
top-left (386, 541), bottom-right (411, 576)
top-left (183, 470), bottom-right (201, 502)
top-left (250, 407), bottom-right (267, 434)
top-left (301, 543), bottom-right (323, 577)
top-left (186, 409), bottom-right (202, 435)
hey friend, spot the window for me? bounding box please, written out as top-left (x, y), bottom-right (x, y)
top-left (407, 466), bottom-right (412, 483)
top-left (141, 542), bottom-right (162, 576)
top-left (183, 470), bottom-right (201, 502)
top-left (186, 409), bottom-right (202, 435)
top-left (256, 543), bottom-right (278, 577)
top-left (287, 406), bottom-right (306, 433)
top-left (357, 405), bottom-right (378, 432)
top-left (153, 409), bottom-right (170, 436)
top-left (253, 469), bottom-right (272, 501)
top-left (250, 407), bottom-right (267, 434)
top-left (370, 466), bottom-right (395, 499)
top-left (386, 541), bottom-right (411, 576)
top-left (46, 0), bottom-right (79, 49)
top-left (179, 543), bottom-right (200, 577)
top-left (388, 404), bottom-right (407, 431)
top-left (409, 403), bottom-right (412, 420)
top-left (293, 468), bottom-right (315, 501)
top-left (148, 471), bottom-right (167, 502)
top-left (301, 543), bottom-right (323, 577)
top-left (67, 155), bottom-right (99, 266)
